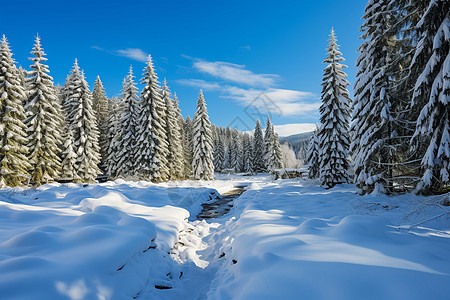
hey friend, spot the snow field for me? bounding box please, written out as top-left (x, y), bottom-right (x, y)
top-left (207, 180), bottom-right (450, 300)
top-left (1, 175), bottom-right (449, 300)
top-left (0, 179), bottom-right (220, 299)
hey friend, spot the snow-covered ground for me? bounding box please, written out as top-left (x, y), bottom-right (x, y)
top-left (1, 175), bottom-right (449, 299)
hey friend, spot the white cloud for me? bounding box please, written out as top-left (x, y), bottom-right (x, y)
top-left (175, 79), bottom-right (222, 91)
top-left (92, 46), bottom-right (149, 62)
top-left (115, 48), bottom-right (148, 62)
top-left (178, 57), bottom-right (320, 117)
top-left (222, 86), bottom-right (319, 117)
top-left (177, 79), bottom-right (319, 117)
top-left (273, 123), bottom-right (317, 137)
top-left (91, 45), bottom-right (104, 51)
top-left (192, 59), bottom-right (279, 87)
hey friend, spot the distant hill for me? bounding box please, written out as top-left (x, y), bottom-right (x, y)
top-left (279, 131), bottom-right (314, 144)
top-left (279, 131), bottom-right (314, 161)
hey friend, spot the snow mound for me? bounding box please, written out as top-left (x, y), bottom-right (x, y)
top-left (0, 181), bottom-right (217, 299)
top-left (208, 180), bottom-right (450, 300)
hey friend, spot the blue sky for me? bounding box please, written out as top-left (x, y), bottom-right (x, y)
top-left (2, 0), bottom-right (366, 136)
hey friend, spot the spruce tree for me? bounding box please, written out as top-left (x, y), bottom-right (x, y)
top-left (62, 60), bottom-right (83, 128)
top-left (134, 55), bottom-right (168, 182)
top-left (60, 127), bottom-right (79, 182)
top-left (231, 129), bottom-right (243, 172)
top-left (192, 90), bottom-right (214, 180)
top-left (92, 76), bottom-right (109, 173)
top-left (24, 36), bottom-right (62, 186)
top-left (113, 68), bottom-right (138, 179)
top-left (162, 80), bottom-right (184, 180)
top-left (410, 0), bottom-right (450, 194)
top-left (183, 116), bottom-right (193, 178)
top-left (0, 36), bottom-right (31, 187)
top-left (66, 62), bottom-right (100, 183)
top-left (242, 133), bottom-right (253, 173)
top-left (264, 116), bottom-right (272, 164)
top-left (172, 92), bottom-right (185, 179)
top-left (317, 28), bottom-right (352, 188)
top-left (252, 119), bottom-right (267, 173)
top-left (351, 0), bottom-right (398, 194)
top-left (106, 96), bottom-right (123, 179)
top-left (265, 119), bottom-right (283, 171)
top-left (213, 136), bottom-right (225, 172)
top-left (307, 127), bottom-right (320, 179)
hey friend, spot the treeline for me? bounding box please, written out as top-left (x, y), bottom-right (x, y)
top-left (307, 0), bottom-right (449, 195)
top-left (211, 117), bottom-right (284, 174)
top-left (0, 34), bottom-right (217, 186)
top-left (0, 34), bottom-right (285, 188)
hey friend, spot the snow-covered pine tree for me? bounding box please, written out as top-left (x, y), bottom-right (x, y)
top-left (351, 0), bottom-right (399, 194)
top-left (183, 116), bottom-right (193, 178)
top-left (230, 129), bottom-right (243, 172)
top-left (223, 126), bottom-right (232, 170)
top-left (67, 63), bottom-right (101, 183)
top-left (242, 133), bottom-right (253, 173)
top-left (62, 60), bottom-right (83, 128)
top-left (273, 132), bottom-right (284, 169)
top-left (17, 66), bottom-right (28, 96)
top-left (213, 136), bottom-right (225, 172)
top-left (115, 67), bottom-right (139, 179)
top-left (134, 55), bottom-right (169, 182)
top-left (106, 96), bottom-right (123, 179)
top-left (60, 127), bottom-right (79, 182)
top-left (172, 92), bottom-right (185, 179)
top-left (252, 119), bottom-right (267, 173)
top-left (24, 36), bottom-right (63, 186)
top-left (92, 76), bottom-right (109, 173)
top-left (410, 0), bottom-right (449, 194)
top-left (307, 127), bottom-right (320, 179)
top-left (264, 116), bottom-right (272, 164)
top-left (265, 119), bottom-right (283, 171)
top-left (225, 145), bottom-right (233, 170)
top-left (317, 28), bottom-right (352, 189)
top-left (0, 36), bottom-right (31, 187)
top-left (162, 80), bottom-right (184, 180)
top-left (192, 90), bottom-right (214, 180)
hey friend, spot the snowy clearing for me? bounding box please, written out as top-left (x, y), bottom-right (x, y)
top-left (0, 175), bottom-right (449, 299)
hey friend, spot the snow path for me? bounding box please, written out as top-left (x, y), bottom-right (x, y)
top-left (1, 175), bottom-right (449, 299)
top-left (138, 182), bottom-right (249, 299)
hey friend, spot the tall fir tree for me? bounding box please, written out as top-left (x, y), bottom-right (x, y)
top-left (242, 133), bottom-right (253, 173)
top-left (24, 36), bottom-right (62, 185)
top-left (65, 61), bottom-right (101, 183)
top-left (264, 116), bottom-right (272, 164)
top-left (307, 127), bottom-right (320, 179)
top-left (252, 119), bottom-right (267, 173)
top-left (106, 96), bottom-right (123, 179)
top-left (351, 0), bottom-right (398, 194)
top-left (0, 36), bottom-right (30, 187)
top-left (116, 67), bottom-right (139, 179)
top-left (92, 76), bottom-right (109, 173)
top-left (60, 127), bottom-right (79, 182)
top-left (192, 90), bottom-right (214, 180)
top-left (62, 60), bottom-right (83, 128)
top-left (231, 129), bottom-right (243, 172)
top-left (162, 80), bottom-right (184, 180)
top-left (265, 118), bottom-right (283, 171)
top-left (183, 116), bottom-right (193, 178)
top-left (134, 55), bottom-right (169, 182)
top-left (317, 29), bottom-right (352, 188)
top-left (172, 92), bottom-right (185, 179)
top-left (214, 136), bottom-right (225, 172)
top-left (410, 0), bottom-right (450, 194)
